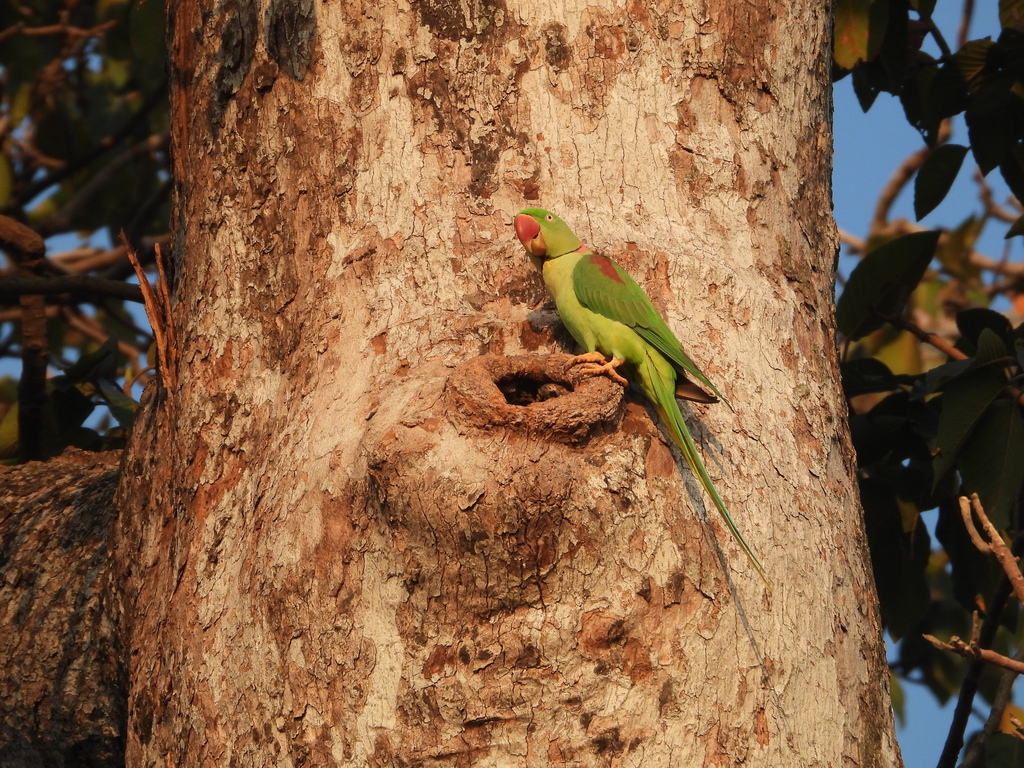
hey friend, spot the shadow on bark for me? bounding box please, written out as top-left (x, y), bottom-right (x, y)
top-left (0, 449), bottom-right (126, 768)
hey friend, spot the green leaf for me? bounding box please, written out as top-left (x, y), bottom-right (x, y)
top-left (841, 357), bottom-right (903, 396)
top-left (966, 78), bottom-right (1023, 175)
top-left (96, 378), bottom-right (138, 430)
top-left (852, 58), bottom-right (889, 111)
top-left (957, 308), bottom-right (1014, 351)
top-left (834, 0), bottom-right (874, 69)
top-left (836, 231), bottom-right (941, 340)
top-left (925, 59), bottom-right (970, 122)
top-left (61, 337), bottom-right (119, 383)
top-left (936, 496), bottom-right (1000, 613)
top-left (999, 144), bottom-right (1024, 205)
top-left (914, 144), bottom-right (968, 219)
top-left (1007, 213), bottom-right (1024, 238)
top-left (889, 672), bottom-right (905, 727)
top-left (912, 0), bottom-right (936, 18)
top-left (957, 399), bottom-right (1024, 528)
top-left (932, 367), bottom-right (1007, 486)
top-left (860, 477), bottom-right (931, 641)
top-left (954, 38), bottom-right (995, 91)
top-left (935, 215), bottom-right (984, 284)
top-left (975, 327), bottom-right (1011, 365)
top-left (899, 52), bottom-right (942, 144)
top-left (925, 357), bottom-right (979, 392)
top-left (1002, 0), bottom-right (1024, 32)
top-left (987, 733), bottom-right (1024, 768)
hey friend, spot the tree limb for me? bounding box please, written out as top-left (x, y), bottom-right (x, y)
top-left (0, 276), bottom-right (144, 303)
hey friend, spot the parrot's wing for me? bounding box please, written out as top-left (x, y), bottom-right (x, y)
top-left (572, 252), bottom-right (727, 403)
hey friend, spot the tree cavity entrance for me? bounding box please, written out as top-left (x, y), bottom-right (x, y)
top-left (445, 354), bottom-right (624, 444)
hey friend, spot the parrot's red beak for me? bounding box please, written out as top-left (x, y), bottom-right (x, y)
top-left (514, 214), bottom-right (546, 256)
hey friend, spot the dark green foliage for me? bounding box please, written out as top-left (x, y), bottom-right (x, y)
top-left (914, 144), bottom-right (968, 219)
top-left (836, 11), bottom-right (1024, 742)
top-left (987, 733), bottom-right (1024, 768)
top-left (836, 231), bottom-right (940, 340)
top-left (847, 307), bottom-right (1024, 633)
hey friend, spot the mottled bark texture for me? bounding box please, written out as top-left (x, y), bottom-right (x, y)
top-left (105, 0), bottom-right (902, 765)
top-left (0, 449), bottom-right (124, 768)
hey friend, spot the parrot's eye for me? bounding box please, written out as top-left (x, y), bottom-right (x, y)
top-left (545, 215), bottom-right (553, 221)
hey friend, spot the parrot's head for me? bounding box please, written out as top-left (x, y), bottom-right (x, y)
top-left (514, 208), bottom-right (582, 268)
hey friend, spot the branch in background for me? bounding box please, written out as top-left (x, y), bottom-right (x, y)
top-left (960, 494), bottom-right (1024, 606)
top-left (37, 132), bottom-right (169, 237)
top-left (889, 316), bottom-right (1024, 406)
top-left (0, 276), bottom-right (143, 303)
top-left (0, 216), bottom-right (47, 462)
top-left (888, 314), bottom-right (966, 361)
top-left (934, 532), bottom-right (1024, 768)
top-left (932, 495), bottom-right (1024, 768)
top-left (962, 643), bottom-right (1024, 767)
top-left (975, 168), bottom-right (1021, 225)
top-left (871, 121), bottom-right (953, 235)
top-left (0, 18), bottom-right (117, 43)
top-left (957, 0), bottom-right (975, 50)
top-left (46, 234), bottom-right (171, 276)
top-left (925, 627), bottom-right (1024, 675)
top-left (841, 222), bottom-right (1024, 279)
top-left (60, 306), bottom-right (147, 389)
top-left (11, 85), bottom-right (168, 207)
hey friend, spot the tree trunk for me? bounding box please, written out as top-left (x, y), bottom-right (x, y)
top-left (107, 0), bottom-right (903, 765)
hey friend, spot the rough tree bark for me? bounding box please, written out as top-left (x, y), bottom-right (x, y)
top-left (98, 0), bottom-right (903, 765)
top-left (0, 450), bottom-right (124, 766)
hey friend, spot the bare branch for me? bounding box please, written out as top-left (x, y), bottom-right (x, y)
top-left (925, 634), bottom-right (1024, 675)
top-left (0, 276), bottom-right (144, 303)
top-left (958, 0), bottom-right (975, 50)
top-left (888, 314), bottom-right (967, 361)
top-left (963, 494), bottom-right (1024, 605)
top-left (958, 495), bottom-right (991, 554)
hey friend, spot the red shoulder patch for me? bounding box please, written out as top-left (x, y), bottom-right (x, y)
top-left (589, 254), bottom-right (626, 284)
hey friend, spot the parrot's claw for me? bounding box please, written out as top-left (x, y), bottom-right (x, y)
top-left (566, 352), bottom-right (629, 386)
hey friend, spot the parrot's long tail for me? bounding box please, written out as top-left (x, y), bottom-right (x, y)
top-left (652, 391), bottom-right (771, 589)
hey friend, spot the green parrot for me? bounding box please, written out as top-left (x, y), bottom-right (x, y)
top-left (514, 207), bottom-right (768, 587)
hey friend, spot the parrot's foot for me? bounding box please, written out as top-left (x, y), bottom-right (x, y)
top-left (566, 352), bottom-right (629, 386)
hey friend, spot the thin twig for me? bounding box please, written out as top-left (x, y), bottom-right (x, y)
top-left (925, 634), bottom-right (1024, 675)
top-left (959, 496), bottom-right (992, 553)
top-left (924, 18), bottom-right (953, 59)
top-left (122, 233), bottom-right (177, 399)
top-left (963, 494), bottom-right (1024, 605)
